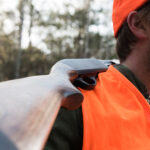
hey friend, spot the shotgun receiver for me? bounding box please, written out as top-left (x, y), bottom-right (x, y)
top-left (0, 59), bottom-right (111, 150)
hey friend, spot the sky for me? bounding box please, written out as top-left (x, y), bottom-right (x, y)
top-left (0, 0), bottom-right (113, 52)
top-left (0, 0), bottom-right (84, 13)
top-left (0, 0), bottom-right (112, 11)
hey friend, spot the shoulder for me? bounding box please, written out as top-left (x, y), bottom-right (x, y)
top-left (45, 106), bottom-right (83, 150)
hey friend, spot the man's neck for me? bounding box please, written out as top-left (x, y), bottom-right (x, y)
top-left (122, 60), bottom-right (150, 95)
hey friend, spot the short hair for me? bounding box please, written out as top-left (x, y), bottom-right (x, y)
top-left (116, 1), bottom-right (150, 63)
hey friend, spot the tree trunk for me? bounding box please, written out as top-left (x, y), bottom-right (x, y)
top-left (15, 0), bottom-right (26, 78)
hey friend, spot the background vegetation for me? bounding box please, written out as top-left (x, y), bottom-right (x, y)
top-left (0, 0), bottom-right (116, 81)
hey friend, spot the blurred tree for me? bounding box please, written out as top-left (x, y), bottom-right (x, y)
top-left (20, 46), bottom-right (51, 77)
top-left (99, 35), bottom-right (116, 59)
top-left (0, 34), bottom-right (51, 81)
top-left (0, 0), bottom-right (117, 82)
top-left (0, 34), bottom-right (17, 81)
top-left (15, 0), bottom-right (27, 78)
top-left (42, 2), bottom-right (116, 60)
top-left (28, 0), bottom-right (34, 48)
top-left (27, 0), bottom-right (41, 48)
top-left (0, 0), bottom-right (52, 81)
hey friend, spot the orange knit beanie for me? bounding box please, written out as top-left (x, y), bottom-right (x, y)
top-left (112, 0), bottom-right (148, 37)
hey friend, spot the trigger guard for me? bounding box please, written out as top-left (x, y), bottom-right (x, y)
top-left (73, 76), bottom-right (96, 90)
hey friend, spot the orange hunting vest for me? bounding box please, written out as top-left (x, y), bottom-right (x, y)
top-left (81, 65), bottom-right (150, 150)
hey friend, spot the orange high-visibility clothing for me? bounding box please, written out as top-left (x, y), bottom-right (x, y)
top-left (81, 65), bottom-right (150, 150)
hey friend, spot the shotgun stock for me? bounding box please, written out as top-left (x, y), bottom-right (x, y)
top-left (0, 59), bottom-right (110, 150)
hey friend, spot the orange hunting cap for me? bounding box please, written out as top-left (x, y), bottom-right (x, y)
top-left (112, 0), bottom-right (148, 37)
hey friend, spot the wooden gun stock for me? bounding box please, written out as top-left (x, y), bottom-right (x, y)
top-left (0, 59), bottom-right (109, 150)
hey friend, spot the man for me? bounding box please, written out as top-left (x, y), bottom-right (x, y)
top-left (45, 0), bottom-right (150, 149)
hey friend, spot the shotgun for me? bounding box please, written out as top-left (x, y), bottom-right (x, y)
top-left (0, 58), bottom-right (112, 150)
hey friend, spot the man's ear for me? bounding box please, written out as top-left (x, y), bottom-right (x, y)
top-left (127, 11), bottom-right (147, 39)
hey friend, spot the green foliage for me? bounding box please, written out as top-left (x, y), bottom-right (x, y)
top-left (20, 47), bottom-right (52, 77)
top-left (0, 35), bottom-right (52, 81)
top-left (0, 1), bottom-right (117, 81)
top-left (0, 35), bottom-right (17, 81)
top-left (43, 4), bottom-right (116, 59)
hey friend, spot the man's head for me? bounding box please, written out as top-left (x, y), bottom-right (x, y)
top-left (112, 0), bottom-right (150, 62)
